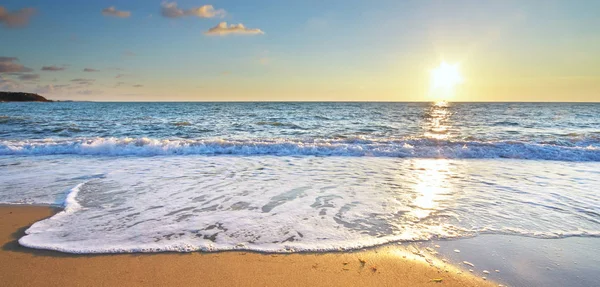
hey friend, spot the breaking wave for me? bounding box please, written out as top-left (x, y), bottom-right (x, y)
top-left (1, 137), bottom-right (599, 161)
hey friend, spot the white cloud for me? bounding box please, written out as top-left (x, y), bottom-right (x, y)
top-left (0, 6), bottom-right (36, 28)
top-left (204, 22), bottom-right (264, 36)
top-left (102, 6), bottom-right (131, 18)
top-left (161, 2), bottom-right (225, 18)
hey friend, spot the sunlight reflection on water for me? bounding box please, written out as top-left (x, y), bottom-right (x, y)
top-left (424, 102), bottom-right (453, 140)
top-left (410, 159), bottom-right (453, 220)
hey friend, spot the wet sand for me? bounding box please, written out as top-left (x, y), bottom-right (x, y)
top-left (0, 205), bottom-right (492, 287)
top-left (427, 234), bottom-right (600, 287)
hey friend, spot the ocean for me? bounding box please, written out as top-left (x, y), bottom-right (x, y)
top-left (1, 102), bottom-right (599, 253)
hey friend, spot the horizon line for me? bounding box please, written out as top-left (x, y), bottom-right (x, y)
top-left (41, 100), bottom-right (600, 104)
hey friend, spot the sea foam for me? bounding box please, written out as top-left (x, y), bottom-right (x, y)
top-left (10, 156), bottom-right (600, 254)
top-left (1, 137), bottom-right (599, 161)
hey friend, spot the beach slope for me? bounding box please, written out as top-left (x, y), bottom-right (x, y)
top-left (0, 206), bottom-right (492, 287)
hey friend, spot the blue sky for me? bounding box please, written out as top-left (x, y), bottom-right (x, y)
top-left (1, 0), bottom-right (599, 101)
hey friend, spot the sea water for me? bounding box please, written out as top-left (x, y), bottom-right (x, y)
top-left (1, 102), bottom-right (599, 253)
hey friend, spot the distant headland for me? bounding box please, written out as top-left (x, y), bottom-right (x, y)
top-left (0, 92), bottom-right (52, 102)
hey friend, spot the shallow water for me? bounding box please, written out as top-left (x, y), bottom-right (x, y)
top-left (1, 102), bottom-right (599, 253)
top-left (430, 235), bottom-right (600, 287)
top-left (1, 155), bottom-right (597, 253)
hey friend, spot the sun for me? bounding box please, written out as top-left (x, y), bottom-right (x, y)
top-left (430, 62), bottom-right (463, 90)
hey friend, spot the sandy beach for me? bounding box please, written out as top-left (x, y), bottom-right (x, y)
top-left (2, 1), bottom-right (599, 285)
top-left (0, 205), bottom-right (493, 287)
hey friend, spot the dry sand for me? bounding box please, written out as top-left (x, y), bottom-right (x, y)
top-left (0, 205), bottom-right (493, 287)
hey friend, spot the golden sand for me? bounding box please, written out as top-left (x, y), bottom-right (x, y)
top-left (0, 206), bottom-right (493, 286)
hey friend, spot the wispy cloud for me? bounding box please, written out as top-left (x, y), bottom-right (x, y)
top-left (0, 6), bottom-right (36, 28)
top-left (0, 57), bottom-right (33, 73)
top-left (123, 51), bottom-right (136, 57)
top-left (77, 90), bottom-right (100, 95)
top-left (83, 68), bottom-right (99, 72)
top-left (18, 73), bottom-right (40, 81)
top-left (258, 57), bottom-right (270, 65)
top-left (71, 78), bottom-right (95, 85)
top-left (41, 65), bottom-right (66, 71)
top-left (161, 2), bottom-right (225, 18)
top-left (257, 51), bottom-right (271, 66)
top-left (133, 84), bottom-right (143, 88)
top-left (0, 75), bottom-right (20, 90)
top-left (102, 6), bottom-right (131, 18)
top-left (204, 22), bottom-right (264, 36)
top-left (35, 84), bottom-right (62, 94)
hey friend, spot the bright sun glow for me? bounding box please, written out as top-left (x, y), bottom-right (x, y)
top-left (430, 62), bottom-right (463, 90)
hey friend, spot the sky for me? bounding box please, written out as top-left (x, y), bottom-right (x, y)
top-left (1, 0), bottom-right (599, 102)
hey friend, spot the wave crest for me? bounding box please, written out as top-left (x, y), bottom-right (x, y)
top-left (1, 137), bottom-right (599, 161)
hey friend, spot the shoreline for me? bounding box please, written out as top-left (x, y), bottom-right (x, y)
top-left (0, 205), bottom-right (493, 286)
